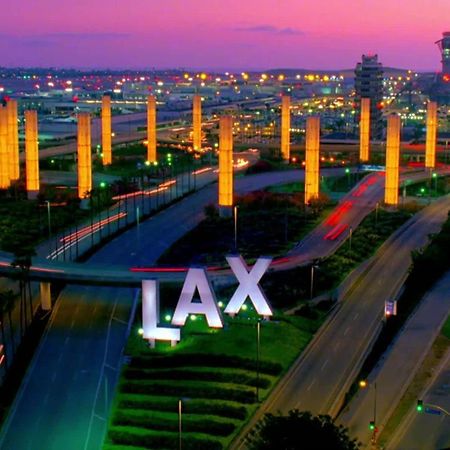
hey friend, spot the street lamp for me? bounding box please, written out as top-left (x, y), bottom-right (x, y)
top-left (310, 261), bottom-right (319, 300)
top-left (348, 226), bottom-right (353, 253)
top-left (178, 399), bottom-right (182, 450)
top-left (360, 380), bottom-right (378, 442)
top-left (45, 200), bottom-right (51, 240)
top-left (234, 205), bottom-right (239, 252)
top-left (256, 319), bottom-right (261, 402)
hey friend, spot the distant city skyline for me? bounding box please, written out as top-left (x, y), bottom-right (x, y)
top-left (1, 0), bottom-right (449, 71)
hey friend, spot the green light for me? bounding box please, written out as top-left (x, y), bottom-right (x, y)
top-left (153, 161), bottom-right (159, 166)
top-left (100, 182), bottom-right (106, 188)
top-left (345, 168), bottom-right (350, 174)
top-left (241, 304), bottom-right (248, 311)
top-left (190, 314), bottom-right (197, 321)
top-left (420, 187), bottom-right (425, 193)
top-left (50, 159), bottom-right (55, 164)
top-left (145, 160), bottom-right (151, 166)
top-left (164, 314), bottom-right (171, 322)
top-left (218, 301), bottom-right (224, 308)
top-left (417, 400), bottom-right (423, 412)
top-left (432, 173), bottom-right (437, 178)
top-left (138, 328), bottom-right (144, 335)
top-left (369, 421), bottom-right (375, 430)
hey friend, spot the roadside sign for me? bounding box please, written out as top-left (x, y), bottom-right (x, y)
top-left (385, 300), bottom-right (397, 317)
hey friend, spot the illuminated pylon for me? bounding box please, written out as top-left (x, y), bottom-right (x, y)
top-left (25, 110), bottom-right (39, 198)
top-left (193, 94), bottom-right (202, 151)
top-left (385, 114), bottom-right (401, 206)
top-left (305, 117), bottom-right (320, 205)
top-left (147, 95), bottom-right (157, 162)
top-left (101, 95), bottom-right (112, 165)
top-left (425, 101), bottom-right (437, 169)
top-left (77, 113), bottom-right (92, 199)
top-left (0, 106), bottom-right (10, 189)
top-left (218, 116), bottom-right (233, 216)
top-left (7, 100), bottom-right (19, 180)
top-left (359, 98), bottom-right (370, 162)
top-left (281, 95), bottom-right (291, 161)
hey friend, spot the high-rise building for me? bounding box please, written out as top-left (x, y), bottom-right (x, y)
top-left (355, 54), bottom-right (384, 140)
top-left (436, 32), bottom-right (450, 75)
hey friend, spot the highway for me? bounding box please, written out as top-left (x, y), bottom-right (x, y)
top-left (339, 273), bottom-right (450, 450)
top-left (339, 272), bottom-right (450, 446)
top-left (231, 194), bottom-right (450, 449)
top-left (0, 285), bottom-right (137, 450)
top-left (388, 351), bottom-right (450, 450)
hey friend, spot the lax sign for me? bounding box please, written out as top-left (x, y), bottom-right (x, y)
top-left (142, 255), bottom-right (272, 345)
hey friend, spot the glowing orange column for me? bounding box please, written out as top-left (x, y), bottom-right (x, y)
top-left (147, 95), bottom-right (157, 162)
top-left (25, 110), bottom-right (39, 198)
top-left (218, 116), bottom-right (233, 215)
top-left (77, 113), bottom-right (92, 199)
top-left (425, 101), bottom-right (437, 169)
top-left (7, 100), bottom-right (19, 180)
top-left (359, 98), bottom-right (370, 162)
top-left (305, 117), bottom-right (320, 204)
top-left (384, 114), bottom-right (401, 206)
top-left (102, 95), bottom-right (112, 165)
top-left (281, 95), bottom-right (291, 161)
top-left (193, 94), bottom-right (202, 151)
top-left (0, 107), bottom-right (10, 189)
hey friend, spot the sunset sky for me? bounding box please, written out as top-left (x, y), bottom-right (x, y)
top-left (1, 0), bottom-right (449, 70)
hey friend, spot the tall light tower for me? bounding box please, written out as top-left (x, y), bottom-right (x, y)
top-left (281, 95), bottom-right (291, 161)
top-left (384, 114), bottom-right (401, 206)
top-left (218, 116), bottom-right (233, 217)
top-left (359, 98), bottom-right (371, 162)
top-left (0, 107), bottom-right (10, 189)
top-left (7, 100), bottom-right (19, 180)
top-left (193, 94), bottom-right (202, 151)
top-left (101, 95), bottom-right (112, 165)
top-left (305, 117), bottom-right (320, 205)
top-left (25, 110), bottom-right (39, 198)
top-left (77, 113), bottom-right (92, 200)
top-left (147, 95), bottom-right (157, 163)
top-left (425, 101), bottom-right (437, 169)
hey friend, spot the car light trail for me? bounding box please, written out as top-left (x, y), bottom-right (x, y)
top-left (47, 212), bottom-right (127, 260)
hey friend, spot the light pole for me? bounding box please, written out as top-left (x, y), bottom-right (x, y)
top-left (375, 202), bottom-right (379, 228)
top-left (256, 319), bottom-right (261, 402)
top-left (45, 200), bottom-right (51, 240)
top-left (310, 262), bottom-right (319, 300)
top-left (349, 226), bottom-right (353, 253)
top-left (178, 399), bottom-right (182, 450)
top-left (234, 205), bottom-right (239, 252)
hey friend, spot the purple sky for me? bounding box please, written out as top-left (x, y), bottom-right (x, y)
top-left (1, 0), bottom-right (449, 70)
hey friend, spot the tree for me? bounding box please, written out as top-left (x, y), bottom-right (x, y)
top-left (0, 290), bottom-right (18, 368)
top-left (246, 410), bottom-right (360, 450)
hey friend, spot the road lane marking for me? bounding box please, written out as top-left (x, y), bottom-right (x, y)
top-left (321, 359), bottom-right (328, 371)
top-left (353, 313), bottom-right (359, 321)
top-left (344, 327), bottom-right (350, 336)
top-left (307, 379), bottom-right (316, 391)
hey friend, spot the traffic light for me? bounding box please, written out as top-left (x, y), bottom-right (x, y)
top-left (417, 400), bottom-right (423, 412)
top-left (369, 420), bottom-right (375, 431)
top-left (166, 153), bottom-right (172, 166)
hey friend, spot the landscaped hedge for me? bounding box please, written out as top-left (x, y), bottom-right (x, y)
top-left (129, 353), bottom-right (282, 375)
top-left (120, 381), bottom-right (256, 404)
top-left (118, 396), bottom-right (248, 420)
top-left (108, 427), bottom-right (223, 450)
top-left (122, 367), bottom-right (271, 388)
top-left (113, 411), bottom-right (236, 436)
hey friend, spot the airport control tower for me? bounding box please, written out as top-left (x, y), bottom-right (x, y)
top-left (436, 31), bottom-right (450, 75)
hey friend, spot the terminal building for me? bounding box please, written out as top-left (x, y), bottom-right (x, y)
top-left (430, 32), bottom-right (450, 103)
top-left (354, 54), bottom-right (384, 139)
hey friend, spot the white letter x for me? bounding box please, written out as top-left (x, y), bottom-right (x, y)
top-left (224, 255), bottom-right (273, 317)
